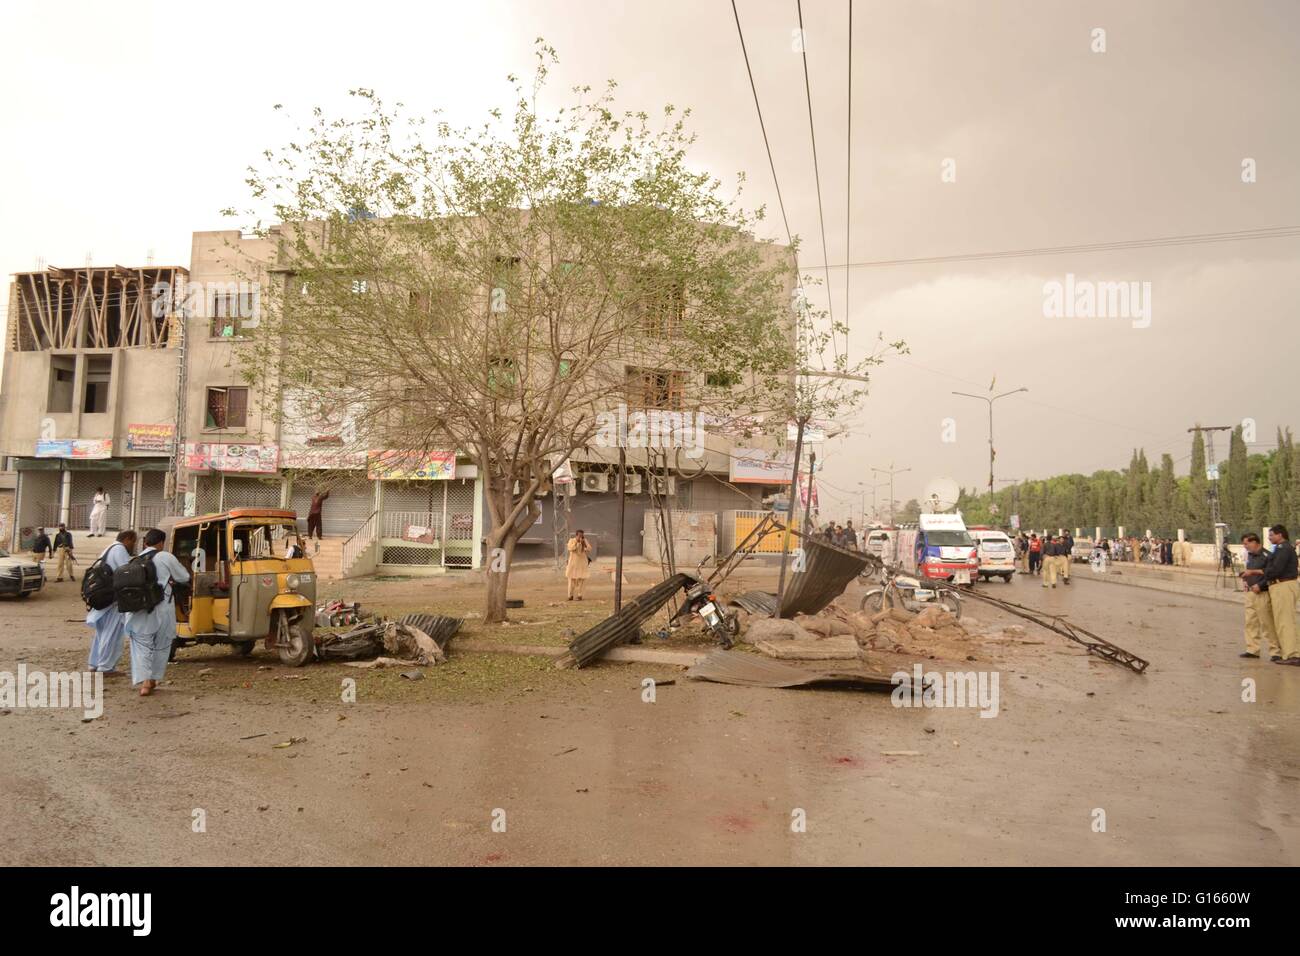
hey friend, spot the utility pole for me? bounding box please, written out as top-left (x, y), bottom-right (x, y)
top-left (872, 463), bottom-right (911, 525)
top-left (1188, 424), bottom-right (1233, 535)
top-left (614, 445), bottom-right (626, 611)
top-left (952, 385), bottom-right (1028, 504)
top-left (775, 416), bottom-right (808, 614)
top-left (859, 479), bottom-right (887, 525)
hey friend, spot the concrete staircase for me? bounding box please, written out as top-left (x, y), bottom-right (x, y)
top-left (308, 536), bottom-right (347, 580)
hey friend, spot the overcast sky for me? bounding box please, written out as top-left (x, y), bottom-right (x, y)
top-left (2, 0), bottom-right (1295, 511)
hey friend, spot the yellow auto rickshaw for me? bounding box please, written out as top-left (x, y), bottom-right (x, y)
top-left (161, 508), bottom-right (317, 666)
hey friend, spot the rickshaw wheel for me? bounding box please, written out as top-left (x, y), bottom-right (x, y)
top-left (276, 613), bottom-right (314, 667)
top-left (232, 641), bottom-right (255, 657)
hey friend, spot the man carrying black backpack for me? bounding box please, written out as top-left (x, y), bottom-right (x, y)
top-left (118, 528), bottom-right (190, 697)
top-left (83, 530), bottom-right (137, 675)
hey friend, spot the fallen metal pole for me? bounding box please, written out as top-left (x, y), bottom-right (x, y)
top-left (948, 586), bottom-right (1149, 674)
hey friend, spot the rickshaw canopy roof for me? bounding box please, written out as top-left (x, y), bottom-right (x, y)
top-left (166, 508), bottom-right (300, 534)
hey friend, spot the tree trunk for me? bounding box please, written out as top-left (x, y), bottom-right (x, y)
top-left (482, 495), bottom-right (533, 623)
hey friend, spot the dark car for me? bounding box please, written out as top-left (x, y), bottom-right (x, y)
top-left (0, 547), bottom-right (45, 598)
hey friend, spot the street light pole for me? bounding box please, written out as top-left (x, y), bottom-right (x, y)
top-left (952, 386), bottom-right (1028, 505)
top-left (872, 463), bottom-right (911, 525)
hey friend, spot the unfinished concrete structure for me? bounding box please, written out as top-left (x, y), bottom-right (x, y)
top-left (1, 266), bottom-right (188, 546)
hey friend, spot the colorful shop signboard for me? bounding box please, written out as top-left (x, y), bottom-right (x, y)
top-left (126, 423), bottom-right (175, 453)
top-left (184, 443), bottom-right (280, 474)
top-left (367, 450), bottom-right (456, 481)
top-left (729, 447), bottom-right (794, 484)
top-left (35, 438), bottom-right (113, 459)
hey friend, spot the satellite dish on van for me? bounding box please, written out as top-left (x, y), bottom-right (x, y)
top-left (922, 477), bottom-right (960, 512)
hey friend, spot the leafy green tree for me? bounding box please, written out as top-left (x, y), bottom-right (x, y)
top-left (230, 45), bottom-right (878, 621)
top-left (1222, 425), bottom-right (1249, 530)
top-left (1187, 427), bottom-right (1208, 532)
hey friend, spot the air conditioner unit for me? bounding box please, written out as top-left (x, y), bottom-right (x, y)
top-left (581, 472), bottom-right (609, 493)
top-left (649, 475), bottom-right (676, 496)
top-left (622, 473), bottom-right (642, 495)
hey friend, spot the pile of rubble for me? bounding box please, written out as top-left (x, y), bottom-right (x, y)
top-left (730, 601), bottom-right (1029, 664)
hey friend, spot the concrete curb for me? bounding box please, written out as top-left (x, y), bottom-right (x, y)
top-left (452, 638), bottom-right (706, 667)
top-left (1068, 568), bottom-right (1244, 605)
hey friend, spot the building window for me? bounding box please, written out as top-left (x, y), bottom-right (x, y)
top-left (639, 273), bottom-right (685, 336)
top-left (47, 356), bottom-right (75, 413)
top-left (210, 290), bottom-right (256, 338)
top-left (488, 356), bottom-right (517, 394)
top-left (83, 356), bottom-right (112, 413)
top-left (205, 386), bottom-right (248, 429)
top-left (627, 367), bottom-right (685, 410)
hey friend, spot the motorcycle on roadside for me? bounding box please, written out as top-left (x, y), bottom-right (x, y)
top-left (860, 562), bottom-right (962, 618)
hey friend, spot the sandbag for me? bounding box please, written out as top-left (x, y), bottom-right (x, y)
top-left (743, 617), bottom-right (815, 644)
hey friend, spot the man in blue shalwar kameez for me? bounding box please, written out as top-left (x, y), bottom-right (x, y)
top-left (85, 530), bottom-right (137, 675)
top-left (123, 528), bottom-right (191, 697)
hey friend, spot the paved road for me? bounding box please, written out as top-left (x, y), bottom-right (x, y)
top-left (1, 568), bottom-right (1296, 865)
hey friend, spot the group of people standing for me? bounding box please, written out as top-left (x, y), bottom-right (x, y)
top-left (819, 521), bottom-right (859, 550)
top-left (83, 528), bottom-right (191, 696)
top-left (1239, 525), bottom-right (1300, 666)
top-left (1014, 532), bottom-right (1073, 588)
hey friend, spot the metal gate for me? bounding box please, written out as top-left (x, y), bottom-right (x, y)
top-left (17, 470), bottom-right (59, 544)
top-left (192, 475), bottom-right (221, 516)
top-left (220, 475), bottom-right (283, 510)
top-left (66, 470), bottom-right (128, 531)
top-left (380, 479), bottom-right (476, 568)
top-left (136, 471), bottom-right (170, 528)
top-left (289, 471), bottom-right (374, 537)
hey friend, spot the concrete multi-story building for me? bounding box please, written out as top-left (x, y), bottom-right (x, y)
top-left (1, 264), bottom-right (189, 543)
top-left (2, 228), bottom-right (800, 576)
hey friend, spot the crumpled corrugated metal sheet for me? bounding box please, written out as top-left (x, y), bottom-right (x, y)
top-left (731, 590), bottom-right (779, 616)
top-left (560, 572), bottom-right (693, 668)
top-left (727, 535), bottom-right (878, 619)
top-left (685, 650), bottom-right (897, 691)
top-left (778, 534), bottom-right (875, 616)
top-left (398, 613), bottom-right (464, 651)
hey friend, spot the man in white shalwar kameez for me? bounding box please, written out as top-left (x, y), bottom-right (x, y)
top-left (89, 487), bottom-right (110, 537)
top-left (123, 528), bottom-right (191, 696)
top-left (85, 530), bottom-right (136, 675)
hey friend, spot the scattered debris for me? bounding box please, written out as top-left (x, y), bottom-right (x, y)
top-left (318, 617), bottom-right (461, 666)
top-left (397, 614), bottom-right (464, 651)
top-left (399, 670), bottom-right (425, 681)
top-left (559, 573), bottom-right (691, 668)
top-left (881, 750), bottom-right (922, 757)
top-left (272, 736), bottom-right (307, 749)
top-left (240, 733), bottom-right (267, 740)
top-left (316, 600), bottom-right (363, 628)
top-left (953, 587), bottom-right (1150, 673)
top-left (553, 746), bottom-right (577, 756)
top-left (685, 650), bottom-right (899, 692)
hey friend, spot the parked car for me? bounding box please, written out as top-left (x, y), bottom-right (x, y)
top-left (0, 548), bottom-right (46, 598)
top-left (1071, 538), bottom-right (1095, 563)
top-left (970, 529), bottom-right (1016, 582)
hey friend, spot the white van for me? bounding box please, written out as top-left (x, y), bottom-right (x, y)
top-left (970, 529), bottom-right (1017, 582)
top-left (864, 529), bottom-right (895, 562)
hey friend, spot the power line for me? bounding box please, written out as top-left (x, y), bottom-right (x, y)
top-left (730, 0), bottom-right (795, 250)
top-left (805, 225), bottom-right (1300, 270)
top-left (844, 0), bottom-right (853, 358)
top-left (795, 0), bottom-right (838, 354)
